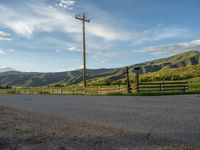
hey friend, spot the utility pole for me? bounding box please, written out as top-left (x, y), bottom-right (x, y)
top-left (75, 13), bottom-right (90, 87)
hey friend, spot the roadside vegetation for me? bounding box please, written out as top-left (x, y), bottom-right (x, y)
top-left (1, 51), bottom-right (200, 96)
top-left (1, 76), bottom-right (200, 96)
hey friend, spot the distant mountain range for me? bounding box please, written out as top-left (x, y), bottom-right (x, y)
top-left (0, 67), bottom-right (15, 73)
top-left (0, 50), bottom-right (200, 87)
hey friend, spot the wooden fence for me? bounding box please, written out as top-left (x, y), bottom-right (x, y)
top-left (0, 85), bottom-right (128, 95)
top-left (0, 81), bottom-right (190, 95)
top-left (138, 81), bottom-right (188, 93)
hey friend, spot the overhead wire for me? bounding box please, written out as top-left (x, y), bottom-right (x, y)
top-left (33, 15), bottom-right (75, 49)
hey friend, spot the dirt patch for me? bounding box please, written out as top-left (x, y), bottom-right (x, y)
top-left (0, 106), bottom-right (199, 150)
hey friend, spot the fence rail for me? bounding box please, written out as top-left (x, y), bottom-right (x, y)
top-left (139, 81), bottom-right (188, 92)
top-left (0, 85), bottom-right (128, 95)
top-left (0, 81), bottom-right (190, 95)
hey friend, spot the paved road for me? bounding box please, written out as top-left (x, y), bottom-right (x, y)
top-left (0, 95), bottom-right (200, 142)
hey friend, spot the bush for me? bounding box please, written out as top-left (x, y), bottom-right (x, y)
top-left (39, 91), bottom-right (50, 94)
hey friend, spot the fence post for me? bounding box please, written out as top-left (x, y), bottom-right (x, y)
top-left (84, 87), bottom-right (86, 94)
top-left (135, 73), bottom-right (139, 93)
top-left (72, 87), bottom-right (75, 95)
top-left (185, 81), bottom-right (188, 92)
top-left (133, 66), bottom-right (141, 93)
top-left (184, 86), bottom-right (188, 92)
top-left (60, 87), bottom-right (63, 94)
top-left (126, 67), bottom-right (131, 94)
top-left (98, 86), bottom-right (101, 95)
top-left (160, 81), bottom-right (164, 91)
top-left (117, 85), bottom-right (120, 93)
top-left (162, 81), bottom-right (165, 91)
top-left (51, 87), bottom-right (54, 94)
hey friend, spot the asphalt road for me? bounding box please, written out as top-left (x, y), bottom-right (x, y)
top-left (0, 95), bottom-right (200, 143)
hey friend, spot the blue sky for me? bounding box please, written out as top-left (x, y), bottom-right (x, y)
top-left (0, 0), bottom-right (200, 72)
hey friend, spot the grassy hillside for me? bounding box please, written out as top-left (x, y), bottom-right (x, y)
top-left (129, 50), bottom-right (200, 73)
top-left (140, 64), bottom-right (200, 82)
top-left (0, 50), bottom-right (200, 87)
top-left (0, 69), bottom-right (116, 87)
top-left (88, 50), bottom-right (200, 85)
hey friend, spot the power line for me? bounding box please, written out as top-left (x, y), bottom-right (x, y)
top-left (34, 16), bottom-right (74, 48)
top-left (75, 13), bottom-right (90, 88)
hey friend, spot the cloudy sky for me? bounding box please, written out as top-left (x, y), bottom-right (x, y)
top-left (0, 0), bottom-right (200, 72)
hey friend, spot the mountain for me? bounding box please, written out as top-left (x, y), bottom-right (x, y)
top-left (0, 69), bottom-right (117, 87)
top-left (0, 67), bottom-right (15, 73)
top-left (0, 50), bottom-right (200, 87)
top-left (88, 50), bottom-right (200, 85)
top-left (129, 50), bottom-right (200, 73)
top-left (139, 64), bottom-right (200, 82)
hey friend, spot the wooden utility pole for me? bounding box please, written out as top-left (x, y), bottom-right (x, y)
top-left (75, 13), bottom-right (90, 87)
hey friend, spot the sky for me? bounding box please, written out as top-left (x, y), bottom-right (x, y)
top-left (0, 0), bottom-right (200, 72)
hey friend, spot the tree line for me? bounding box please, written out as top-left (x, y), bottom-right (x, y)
top-left (0, 85), bottom-right (12, 89)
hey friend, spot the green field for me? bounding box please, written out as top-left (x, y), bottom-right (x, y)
top-left (188, 77), bottom-right (200, 92)
top-left (0, 77), bottom-right (200, 96)
top-left (1, 50), bottom-right (200, 87)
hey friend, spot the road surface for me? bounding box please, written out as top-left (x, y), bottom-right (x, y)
top-left (0, 95), bottom-right (200, 149)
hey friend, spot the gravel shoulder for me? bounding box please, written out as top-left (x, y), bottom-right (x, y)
top-left (0, 106), bottom-right (200, 150)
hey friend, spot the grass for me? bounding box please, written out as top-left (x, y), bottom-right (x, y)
top-left (1, 77), bottom-right (200, 96)
top-left (106, 91), bottom-right (200, 96)
top-left (188, 77), bottom-right (200, 92)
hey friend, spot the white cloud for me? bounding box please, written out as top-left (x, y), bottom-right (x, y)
top-left (0, 3), bottom-right (77, 38)
top-left (90, 49), bottom-right (127, 64)
top-left (56, 0), bottom-right (76, 9)
top-left (8, 49), bottom-right (15, 52)
top-left (131, 26), bottom-right (190, 45)
top-left (0, 66), bottom-right (9, 69)
top-left (0, 49), bottom-right (5, 55)
top-left (7, 21), bottom-right (34, 37)
top-left (0, 2), bottom-right (125, 41)
top-left (0, 31), bottom-right (12, 40)
top-left (66, 66), bottom-right (80, 71)
top-left (55, 49), bottom-right (61, 52)
top-left (88, 23), bottom-right (128, 41)
top-left (67, 47), bottom-right (81, 52)
top-left (0, 1), bottom-right (194, 65)
top-left (142, 39), bottom-right (200, 55)
top-left (0, 2), bottom-right (190, 44)
top-left (0, 48), bottom-right (15, 55)
top-left (0, 2), bottom-right (135, 42)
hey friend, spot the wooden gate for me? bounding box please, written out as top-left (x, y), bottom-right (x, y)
top-left (138, 81), bottom-right (188, 93)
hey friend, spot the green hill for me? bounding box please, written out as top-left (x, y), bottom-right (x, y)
top-left (88, 50), bottom-right (200, 85)
top-left (129, 50), bottom-right (200, 73)
top-left (0, 50), bottom-right (200, 87)
top-left (140, 64), bottom-right (200, 82)
top-left (0, 69), bottom-right (115, 87)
